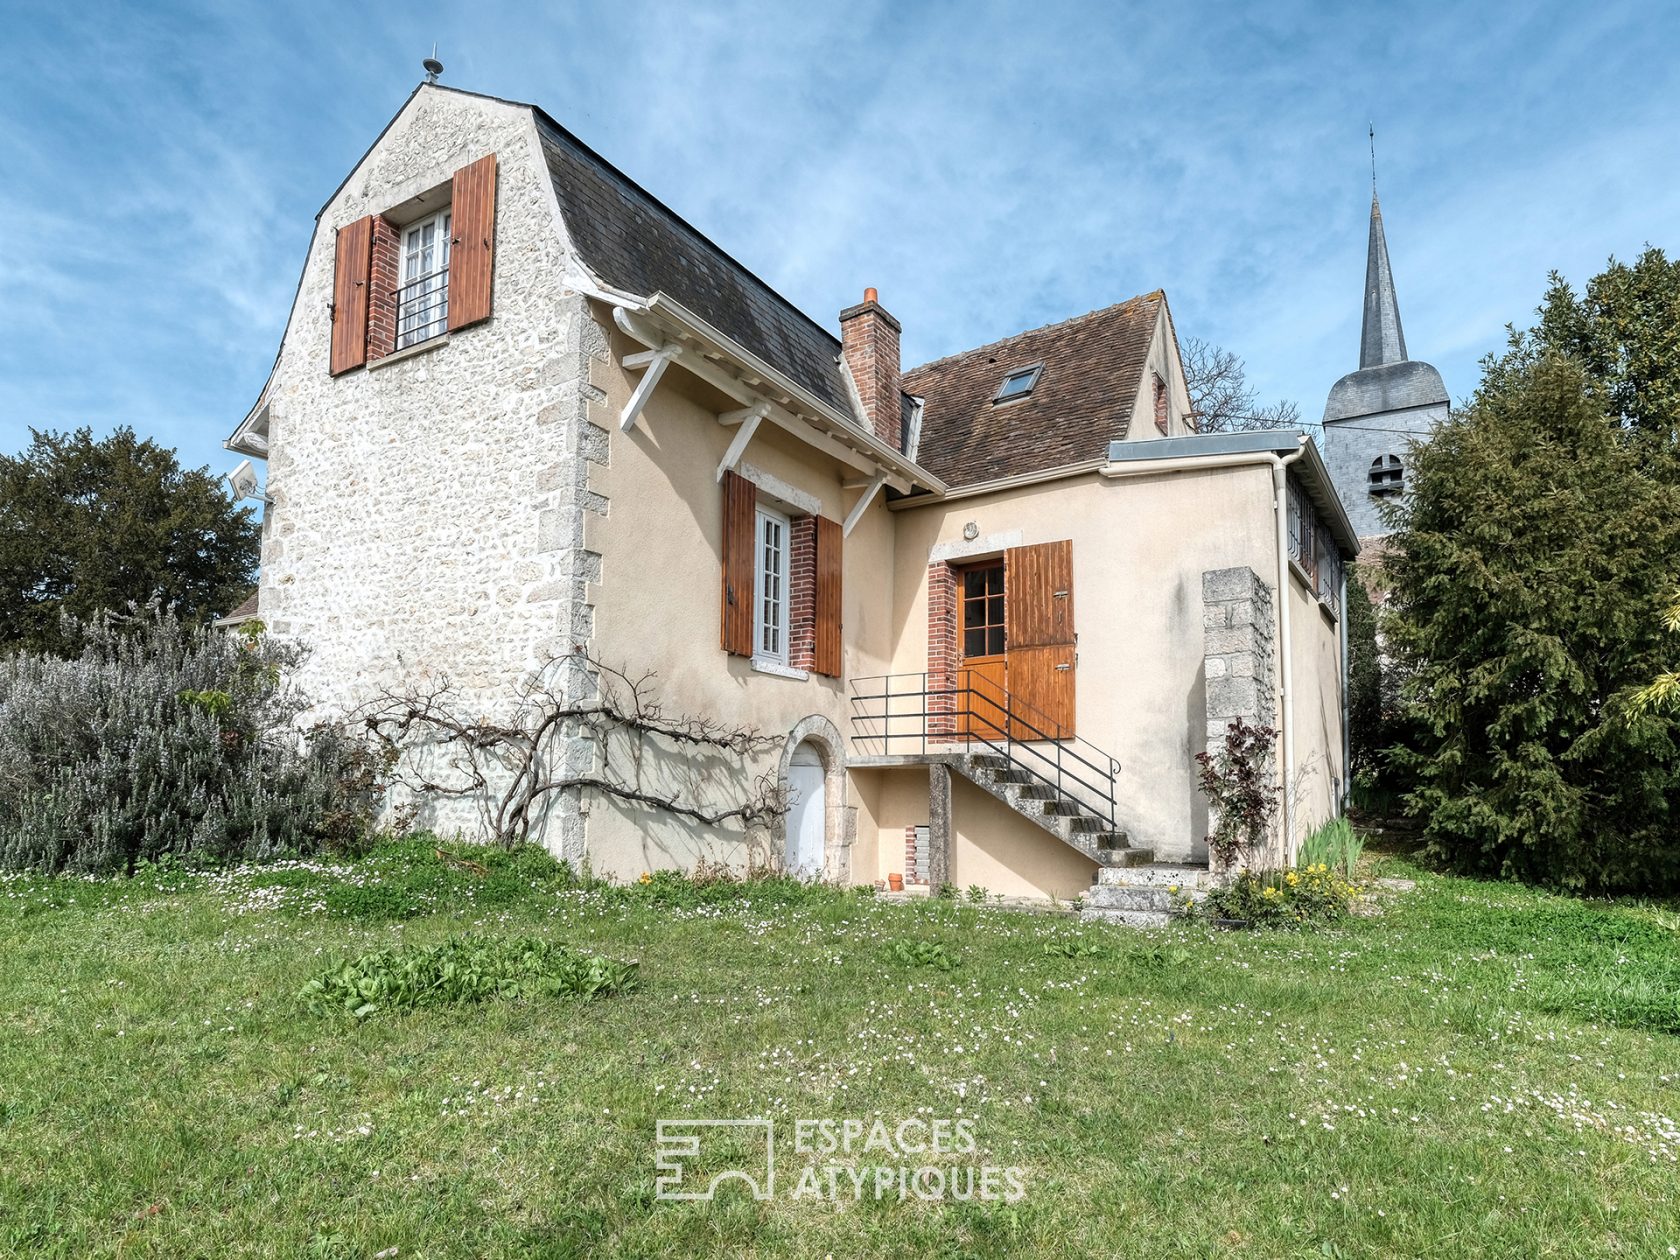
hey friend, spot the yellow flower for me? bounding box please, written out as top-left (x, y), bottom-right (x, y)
top-left (638, 872), bottom-right (653, 885)
top-left (1285, 871), bottom-right (1301, 887)
top-left (1168, 884), bottom-right (1179, 893)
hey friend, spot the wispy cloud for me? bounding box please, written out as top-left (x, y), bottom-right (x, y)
top-left (2, 0), bottom-right (1677, 476)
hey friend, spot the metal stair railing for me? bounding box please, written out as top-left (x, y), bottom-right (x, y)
top-left (848, 671), bottom-right (1122, 832)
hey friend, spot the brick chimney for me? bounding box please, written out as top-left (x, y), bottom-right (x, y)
top-left (839, 287), bottom-right (903, 450)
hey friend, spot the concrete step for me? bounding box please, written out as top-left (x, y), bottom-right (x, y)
top-left (1095, 863), bottom-right (1212, 889)
top-left (1067, 816), bottom-right (1109, 834)
top-left (1080, 906), bottom-right (1174, 928)
top-left (1083, 884), bottom-right (1206, 912)
top-left (1093, 846), bottom-right (1155, 868)
top-left (968, 753), bottom-right (1008, 771)
top-left (1015, 784), bottom-right (1059, 801)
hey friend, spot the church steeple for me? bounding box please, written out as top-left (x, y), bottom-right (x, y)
top-left (1360, 193), bottom-right (1407, 368)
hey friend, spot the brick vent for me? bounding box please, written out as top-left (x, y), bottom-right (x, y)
top-left (904, 825), bottom-right (930, 886)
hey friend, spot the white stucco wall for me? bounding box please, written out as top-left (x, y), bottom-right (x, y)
top-left (577, 319), bottom-right (900, 880)
top-left (887, 464), bottom-right (1304, 864)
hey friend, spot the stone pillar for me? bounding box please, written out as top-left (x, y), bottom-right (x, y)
top-left (1201, 567), bottom-right (1278, 871)
top-left (927, 763), bottom-right (953, 890)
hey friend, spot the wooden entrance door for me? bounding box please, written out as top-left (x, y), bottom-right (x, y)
top-left (956, 562), bottom-right (1009, 741)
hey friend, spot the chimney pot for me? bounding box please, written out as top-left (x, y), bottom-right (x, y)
top-left (864, 287), bottom-right (878, 304)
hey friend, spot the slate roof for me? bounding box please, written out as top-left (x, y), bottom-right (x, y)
top-left (903, 293), bottom-right (1162, 488)
top-left (533, 113), bottom-right (853, 417)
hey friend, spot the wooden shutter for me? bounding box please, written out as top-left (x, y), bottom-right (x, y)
top-left (720, 471), bottom-right (755, 656)
top-left (447, 153), bottom-right (497, 331)
top-left (813, 515), bottom-right (843, 677)
top-left (1004, 540), bottom-right (1076, 738)
top-left (329, 216), bottom-right (373, 375)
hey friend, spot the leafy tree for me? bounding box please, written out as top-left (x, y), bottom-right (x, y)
top-left (0, 427), bottom-right (257, 654)
top-left (1344, 566), bottom-right (1390, 780)
top-left (1534, 247), bottom-right (1680, 438)
top-left (1630, 594), bottom-right (1680, 715)
top-left (1385, 354), bottom-right (1680, 891)
top-left (1181, 338), bottom-right (1304, 434)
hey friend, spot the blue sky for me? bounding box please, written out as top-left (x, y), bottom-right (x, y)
top-left (3, 1), bottom-right (1677, 479)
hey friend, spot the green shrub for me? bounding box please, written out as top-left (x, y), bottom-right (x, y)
top-left (620, 866), bottom-right (841, 911)
top-left (299, 934), bottom-right (638, 1019)
top-left (887, 939), bottom-right (959, 970)
top-left (1298, 816), bottom-right (1365, 878)
top-left (1201, 866), bottom-right (1356, 929)
top-left (0, 607), bottom-right (382, 874)
top-left (1041, 936), bottom-right (1108, 959)
top-left (315, 838), bottom-right (577, 920)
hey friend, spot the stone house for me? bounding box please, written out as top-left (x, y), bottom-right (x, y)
top-left (225, 83), bottom-right (1357, 920)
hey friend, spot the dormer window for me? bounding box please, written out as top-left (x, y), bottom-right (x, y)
top-left (993, 364), bottom-right (1043, 403)
top-left (1369, 454), bottom-right (1404, 496)
top-left (397, 209), bottom-right (452, 349)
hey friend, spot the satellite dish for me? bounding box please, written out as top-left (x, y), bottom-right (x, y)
top-left (225, 459), bottom-right (263, 502)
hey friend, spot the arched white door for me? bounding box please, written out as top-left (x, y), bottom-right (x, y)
top-left (784, 742), bottom-right (826, 879)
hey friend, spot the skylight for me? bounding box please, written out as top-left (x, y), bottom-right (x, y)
top-left (993, 364), bottom-right (1042, 403)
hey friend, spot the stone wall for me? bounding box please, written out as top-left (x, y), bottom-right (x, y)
top-left (1202, 566), bottom-right (1278, 870)
top-left (254, 89), bottom-right (605, 853)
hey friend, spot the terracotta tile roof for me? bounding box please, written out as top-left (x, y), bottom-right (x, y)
top-left (904, 292), bottom-right (1163, 488)
top-left (216, 590), bottom-right (259, 626)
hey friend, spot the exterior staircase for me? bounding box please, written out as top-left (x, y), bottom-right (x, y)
top-left (955, 751), bottom-right (1154, 868)
top-left (849, 671), bottom-right (1156, 872)
top-left (1081, 862), bottom-right (1212, 927)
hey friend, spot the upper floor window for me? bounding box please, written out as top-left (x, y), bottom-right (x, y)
top-left (755, 506), bottom-right (790, 663)
top-left (1369, 454), bottom-right (1404, 496)
top-left (397, 209), bottom-right (452, 349)
top-left (1153, 372), bottom-right (1169, 434)
top-left (993, 364), bottom-right (1043, 403)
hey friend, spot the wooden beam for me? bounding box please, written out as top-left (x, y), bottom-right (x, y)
top-left (715, 411), bottom-right (766, 482)
top-left (842, 472), bottom-right (888, 537)
top-left (719, 404), bottom-right (769, 427)
top-left (619, 344), bottom-right (681, 432)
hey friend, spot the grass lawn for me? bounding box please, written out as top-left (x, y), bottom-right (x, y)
top-left (0, 843), bottom-right (1676, 1258)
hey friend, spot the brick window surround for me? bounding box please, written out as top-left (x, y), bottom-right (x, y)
top-left (366, 216), bottom-right (402, 363)
top-left (788, 517), bottom-right (817, 671)
top-left (927, 561), bottom-right (957, 735)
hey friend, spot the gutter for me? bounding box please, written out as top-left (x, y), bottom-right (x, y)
top-left (1100, 435), bottom-right (1311, 864)
top-left (1339, 565), bottom-right (1351, 812)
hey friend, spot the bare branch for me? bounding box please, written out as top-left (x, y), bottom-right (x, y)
top-left (351, 649), bottom-right (788, 848)
top-left (1182, 336), bottom-right (1305, 435)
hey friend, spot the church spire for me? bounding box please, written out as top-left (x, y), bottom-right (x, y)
top-left (1360, 192), bottom-right (1408, 368)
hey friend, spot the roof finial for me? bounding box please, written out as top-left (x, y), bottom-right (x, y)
top-left (1369, 122), bottom-right (1377, 196)
top-left (423, 44), bottom-right (443, 85)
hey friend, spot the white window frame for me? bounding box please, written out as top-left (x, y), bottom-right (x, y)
top-left (397, 208), bottom-right (452, 349)
top-left (753, 505), bottom-right (791, 665)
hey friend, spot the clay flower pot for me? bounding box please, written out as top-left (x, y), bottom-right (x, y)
top-left (887, 873), bottom-right (905, 892)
